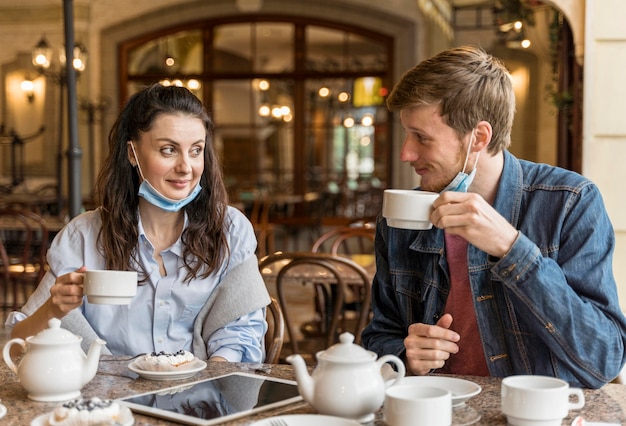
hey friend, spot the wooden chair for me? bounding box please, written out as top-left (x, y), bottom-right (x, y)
top-left (309, 224), bottom-right (376, 337)
top-left (0, 208), bottom-right (49, 309)
top-left (249, 195), bottom-right (276, 257)
top-left (0, 237), bottom-right (13, 310)
top-left (258, 252), bottom-right (371, 365)
top-left (311, 223), bottom-right (375, 255)
top-left (264, 297), bottom-right (285, 364)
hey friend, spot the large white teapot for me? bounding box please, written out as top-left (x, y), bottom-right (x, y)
top-left (3, 318), bottom-right (106, 402)
top-left (287, 332), bottom-right (405, 422)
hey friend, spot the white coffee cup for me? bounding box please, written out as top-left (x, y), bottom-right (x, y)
top-left (384, 385), bottom-right (452, 426)
top-left (83, 270), bottom-right (138, 305)
top-left (382, 189), bottom-right (439, 230)
top-left (501, 375), bottom-right (585, 426)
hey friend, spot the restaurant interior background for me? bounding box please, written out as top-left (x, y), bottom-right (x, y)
top-left (0, 0), bottom-right (625, 309)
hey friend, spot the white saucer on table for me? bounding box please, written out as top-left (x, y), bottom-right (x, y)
top-left (128, 357), bottom-right (207, 381)
top-left (251, 414), bottom-right (361, 425)
top-left (0, 402), bottom-right (6, 419)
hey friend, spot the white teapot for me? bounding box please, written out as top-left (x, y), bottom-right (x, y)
top-left (287, 332), bottom-right (405, 422)
top-left (3, 318), bottom-right (106, 402)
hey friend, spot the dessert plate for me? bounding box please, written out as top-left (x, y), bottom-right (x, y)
top-left (396, 376), bottom-right (481, 407)
top-left (0, 402), bottom-right (6, 419)
top-left (251, 414), bottom-right (361, 425)
top-left (30, 405), bottom-right (134, 426)
top-left (128, 357), bottom-right (207, 381)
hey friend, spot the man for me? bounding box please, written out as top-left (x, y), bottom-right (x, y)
top-left (361, 46), bottom-right (626, 388)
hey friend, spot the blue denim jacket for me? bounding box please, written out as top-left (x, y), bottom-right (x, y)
top-left (362, 150), bottom-right (626, 388)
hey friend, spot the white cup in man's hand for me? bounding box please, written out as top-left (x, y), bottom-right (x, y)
top-left (83, 270), bottom-right (138, 305)
top-left (501, 375), bottom-right (584, 426)
top-left (382, 189), bottom-right (439, 230)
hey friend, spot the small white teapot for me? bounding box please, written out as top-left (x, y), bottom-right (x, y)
top-left (287, 332), bottom-right (405, 422)
top-left (3, 318), bottom-right (106, 402)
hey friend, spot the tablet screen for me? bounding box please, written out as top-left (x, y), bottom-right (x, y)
top-left (118, 372), bottom-right (303, 425)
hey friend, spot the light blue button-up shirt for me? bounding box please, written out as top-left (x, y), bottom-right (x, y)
top-left (6, 206), bottom-right (266, 362)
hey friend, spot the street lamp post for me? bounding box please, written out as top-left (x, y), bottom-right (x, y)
top-left (31, 30), bottom-right (87, 218)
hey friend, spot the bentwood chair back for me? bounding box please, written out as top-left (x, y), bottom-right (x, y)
top-left (249, 195), bottom-right (276, 258)
top-left (0, 208), bottom-right (49, 309)
top-left (0, 237), bottom-right (12, 310)
top-left (310, 224), bottom-right (375, 337)
top-left (264, 297), bottom-right (285, 364)
top-left (258, 252), bottom-right (371, 365)
top-left (311, 224), bottom-right (375, 256)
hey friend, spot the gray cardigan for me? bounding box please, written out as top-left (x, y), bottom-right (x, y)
top-left (62, 255), bottom-right (270, 359)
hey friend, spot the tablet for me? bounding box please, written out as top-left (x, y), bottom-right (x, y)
top-left (118, 371), bottom-right (303, 425)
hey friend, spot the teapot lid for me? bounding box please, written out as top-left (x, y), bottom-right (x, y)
top-left (317, 332), bottom-right (376, 363)
top-left (27, 318), bottom-right (82, 345)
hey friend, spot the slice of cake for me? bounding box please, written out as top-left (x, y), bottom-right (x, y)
top-left (133, 349), bottom-right (196, 371)
top-left (48, 397), bottom-right (133, 426)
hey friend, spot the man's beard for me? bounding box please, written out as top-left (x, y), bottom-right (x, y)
top-left (418, 144), bottom-right (468, 193)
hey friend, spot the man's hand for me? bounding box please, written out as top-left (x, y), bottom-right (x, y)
top-left (430, 191), bottom-right (518, 258)
top-left (404, 314), bottom-right (459, 376)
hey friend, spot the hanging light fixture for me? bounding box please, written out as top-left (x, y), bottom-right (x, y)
top-left (32, 35), bottom-right (88, 77)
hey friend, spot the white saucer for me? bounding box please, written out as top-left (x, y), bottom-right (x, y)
top-left (128, 357), bottom-right (207, 381)
top-left (396, 376), bottom-right (481, 407)
top-left (30, 405), bottom-right (135, 426)
top-left (251, 414), bottom-right (361, 425)
top-left (0, 403), bottom-right (6, 419)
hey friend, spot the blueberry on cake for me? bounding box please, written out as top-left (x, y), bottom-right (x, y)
top-left (133, 349), bottom-right (195, 371)
top-left (48, 397), bottom-right (133, 426)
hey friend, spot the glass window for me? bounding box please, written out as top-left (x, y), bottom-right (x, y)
top-left (122, 19), bottom-right (391, 221)
top-left (128, 30), bottom-right (202, 75)
top-left (213, 23), bottom-right (294, 73)
top-left (306, 27), bottom-right (388, 72)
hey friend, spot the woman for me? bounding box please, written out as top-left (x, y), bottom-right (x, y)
top-left (7, 84), bottom-right (270, 362)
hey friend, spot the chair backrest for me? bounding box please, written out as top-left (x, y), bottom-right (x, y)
top-left (0, 208), bottom-right (50, 308)
top-left (0, 208), bottom-right (33, 269)
top-left (264, 297), bottom-right (285, 364)
top-left (311, 225), bottom-right (375, 255)
top-left (258, 251), bottom-right (371, 364)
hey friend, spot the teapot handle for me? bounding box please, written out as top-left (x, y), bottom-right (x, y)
top-left (3, 338), bottom-right (27, 375)
top-left (377, 354), bottom-right (406, 389)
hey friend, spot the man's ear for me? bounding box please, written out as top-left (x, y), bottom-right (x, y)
top-left (473, 121), bottom-right (492, 151)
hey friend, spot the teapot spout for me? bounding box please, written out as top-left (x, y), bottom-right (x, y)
top-left (286, 354), bottom-right (314, 404)
top-left (81, 338), bottom-right (106, 387)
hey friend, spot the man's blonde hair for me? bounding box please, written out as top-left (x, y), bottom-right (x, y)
top-left (387, 46), bottom-right (516, 153)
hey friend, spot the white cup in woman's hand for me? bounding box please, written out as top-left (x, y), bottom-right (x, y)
top-left (83, 270), bottom-right (138, 305)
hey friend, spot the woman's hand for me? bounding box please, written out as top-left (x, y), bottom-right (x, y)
top-left (47, 266), bottom-right (87, 318)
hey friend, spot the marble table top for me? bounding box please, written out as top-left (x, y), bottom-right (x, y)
top-left (1, 355), bottom-right (625, 425)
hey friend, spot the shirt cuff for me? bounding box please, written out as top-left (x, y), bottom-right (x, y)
top-left (210, 347), bottom-right (242, 362)
top-left (4, 311), bottom-right (27, 329)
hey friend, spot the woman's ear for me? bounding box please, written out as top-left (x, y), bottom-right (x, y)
top-left (127, 141), bottom-right (137, 167)
top-left (473, 121), bottom-right (492, 151)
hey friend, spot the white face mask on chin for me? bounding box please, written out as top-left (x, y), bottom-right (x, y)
top-left (441, 130), bottom-right (480, 193)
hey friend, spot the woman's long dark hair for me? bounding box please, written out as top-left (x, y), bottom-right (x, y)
top-left (94, 83), bottom-right (229, 282)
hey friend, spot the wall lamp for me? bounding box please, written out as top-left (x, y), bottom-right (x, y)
top-left (20, 78), bottom-right (35, 103)
top-left (32, 35), bottom-right (88, 80)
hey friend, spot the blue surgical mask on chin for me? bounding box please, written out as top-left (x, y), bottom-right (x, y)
top-left (130, 142), bottom-right (202, 212)
top-left (137, 180), bottom-right (202, 212)
top-left (441, 131), bottom-right (480, 193)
